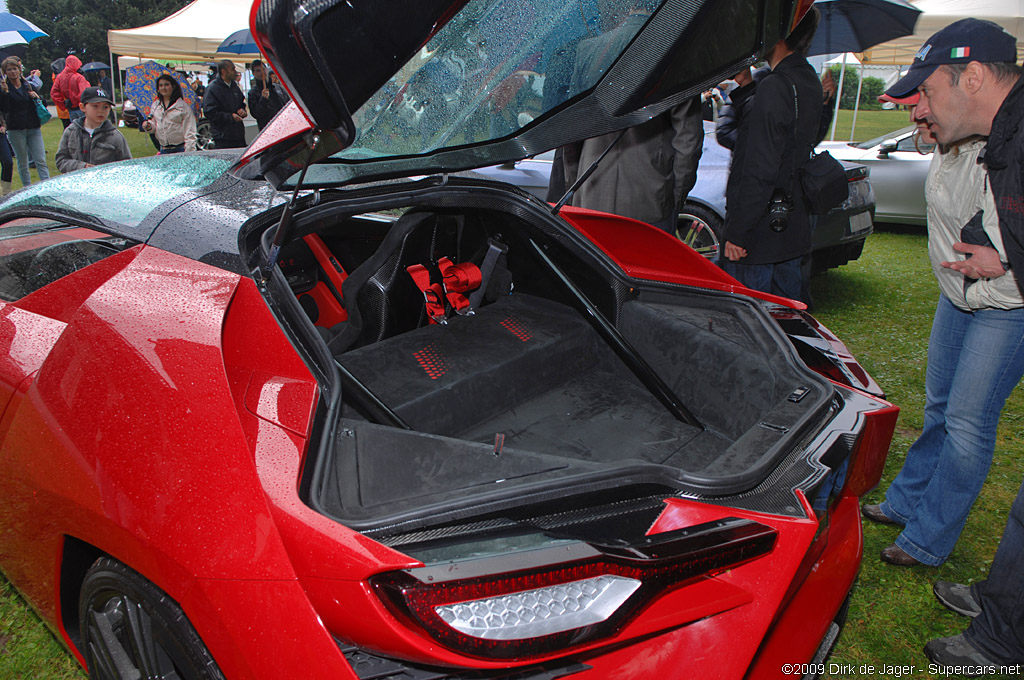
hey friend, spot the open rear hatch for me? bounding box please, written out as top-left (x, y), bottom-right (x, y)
top-left (241, 0), bottom-right (811, 188)
top-left (275, 201), bottom-right (834, 537)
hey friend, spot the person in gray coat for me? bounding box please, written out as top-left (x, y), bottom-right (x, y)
top-left (56, 87), bottom-right (132, 174)
top-left (559, 98), bottom-right (704, 233)
top-left (554, 3), bottom-right (703, 233)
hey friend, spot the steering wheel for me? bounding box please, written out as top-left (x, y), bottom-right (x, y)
top-left (25, 241), bottom-right (94, 292)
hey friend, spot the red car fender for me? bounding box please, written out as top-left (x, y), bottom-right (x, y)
top-left (184, 577), bottom-right (360, 680)
top-left (0, 247), bottom-right (311, 656)
top-left (744, 495), bottom-right (864, 678)
top-left (223, 278), bottom-right (420, 579)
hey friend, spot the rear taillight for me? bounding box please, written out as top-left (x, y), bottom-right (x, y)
top-left (841, 401), bottom-right (900, 497)
top-left (371, 518), bottom-right (776, 659)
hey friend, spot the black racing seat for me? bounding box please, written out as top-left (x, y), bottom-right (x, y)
top-left (327, 211), bottom-right (452, 354)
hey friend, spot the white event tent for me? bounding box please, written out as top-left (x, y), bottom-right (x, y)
top-left (106, 0), bottom-right (257, 105)
top-left (862, 0), bottom-right (1024, 64)
top-left (826, 0), bottom-right (1024, 140)
top-left (107, 0), bottom-right (253, 62)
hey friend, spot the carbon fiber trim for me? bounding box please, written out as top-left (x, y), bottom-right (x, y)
top-left (680, 398), bottom-right (849, 518)
top-left (374, 494), bottom-right (670, 548)
top-left (338, 642), bottom-right (589, 679)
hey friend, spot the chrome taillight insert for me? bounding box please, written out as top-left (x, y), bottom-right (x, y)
top-left (436, 574), bottom-right (641, 640)
top-left (371, 517), bottom-right (776, 659)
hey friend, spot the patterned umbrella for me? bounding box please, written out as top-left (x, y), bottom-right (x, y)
top-left (124, 60), bottom-right (199, 118)
top-left (0, 12), bottom-right (47, 48)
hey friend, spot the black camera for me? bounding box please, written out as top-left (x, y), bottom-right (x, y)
top-left (767, 188), bottom-right (792, 233)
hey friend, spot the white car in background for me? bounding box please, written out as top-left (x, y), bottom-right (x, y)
top-left (818, 125), bottom-right (933, 226)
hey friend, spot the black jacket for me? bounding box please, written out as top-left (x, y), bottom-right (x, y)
top-left (0, 80), bottom-right (41, 130)
top-left (717, 65), bottom-right (833, 151)
top-left (716, 66), bottom-right (771, 151)
top-left (983, 75), bottom-right (1024, 297)
top-left (202, 77), bottom-right (246, 146)
top-left (56, 119), bottom-right (132, 173)
top-left (247, 79), bottom-right (289, 130)
top-left (722, 54), bottom-right (823, 264)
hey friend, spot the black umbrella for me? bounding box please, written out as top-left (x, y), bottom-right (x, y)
top-left (808, 0), bottom-right (922, 56)
top-left (0, 43), bottom-right (26, 62)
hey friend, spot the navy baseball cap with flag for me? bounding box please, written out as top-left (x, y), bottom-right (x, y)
top-left (884, 18), bottom-right (1017, 99)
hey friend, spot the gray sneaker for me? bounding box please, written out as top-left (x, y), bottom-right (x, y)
top-left (933, 581), bottom-right (981, 618)
top-left (924, 634), bottom-right (997, 676)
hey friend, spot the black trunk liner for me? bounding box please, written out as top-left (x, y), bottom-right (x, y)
top-left (322, 292), bottom-right (830, 527)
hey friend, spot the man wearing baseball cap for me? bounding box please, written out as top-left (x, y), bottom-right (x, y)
top-left (880, 17), bottom-right (1024, 676)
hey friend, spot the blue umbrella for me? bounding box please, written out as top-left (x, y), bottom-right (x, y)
top-left (81, 61), bottom-right (110, 72)
top-left (807, 0), bottom-right (921, 56)
top-left (0, 12), bottom-right (47, 47)
top-left (217, 29), bottom-right (259, 55)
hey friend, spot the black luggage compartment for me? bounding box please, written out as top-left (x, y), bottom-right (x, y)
top-left (319, 292), bottom-right (831, 527)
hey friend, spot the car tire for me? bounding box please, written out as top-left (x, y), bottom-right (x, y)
top-left (196, 118), bottom-right (214, 151)
top-left (79, 557), bottom-right (226, 680)
top-left (676, 202), bottom-right (723, 261)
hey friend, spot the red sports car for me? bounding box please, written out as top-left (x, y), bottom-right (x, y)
top-left (0, 0), bottom-right (897, 678)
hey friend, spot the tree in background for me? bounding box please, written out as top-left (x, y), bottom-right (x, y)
top-left (8, 0), bottom-right (189, 85)
top-left (827, 65), bottom-right (887, 111)
top-left (858, 76), bottom-right (885, 111)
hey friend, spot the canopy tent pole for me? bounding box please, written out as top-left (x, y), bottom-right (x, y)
top-left (829, 52), bottom-right (848, 141)
top-left (850, 60), bottom-right (866, 142)
top-left (109, 49), bottom-right (118, 102)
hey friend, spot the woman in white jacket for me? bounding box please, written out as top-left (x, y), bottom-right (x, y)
top-left (864, 93), bottom-right (1024, 568)
top-left (143, 74), bottom-right (197, 153)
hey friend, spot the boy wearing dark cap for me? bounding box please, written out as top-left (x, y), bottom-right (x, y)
top-left (55, 86), bottom-right (132, 173)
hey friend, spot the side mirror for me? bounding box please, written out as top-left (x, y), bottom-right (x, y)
top-left (877, 139), bottom-right (898, 157)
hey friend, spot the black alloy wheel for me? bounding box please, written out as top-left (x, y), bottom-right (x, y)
top-left (676, 202), bottom-right (723, 261)
top-left (79, 557), bottom-right (225, 680)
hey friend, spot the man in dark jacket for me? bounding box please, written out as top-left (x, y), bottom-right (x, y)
top-left (881, 17), bottom-right (1024, 675)
top-left (247, 60), bottom-right (289, 130)
top-left (716, 66), bottom-right (834, 152)
top-left (720, 7), bottom-right (822, 302)
top-left (202, 60), bottom-right (247, 149)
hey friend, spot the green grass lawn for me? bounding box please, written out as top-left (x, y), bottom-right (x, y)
top-left (823, 108), bottom-right (916, 145)
top-left (1, 113), bottom-right (1019, 679)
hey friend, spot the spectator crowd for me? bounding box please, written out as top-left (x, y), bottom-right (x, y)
top-left (0, 56), bottom-right (290, 188)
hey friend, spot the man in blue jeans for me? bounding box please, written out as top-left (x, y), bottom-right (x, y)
top-left (860, 16), bottom-right (1024, 670)
top-left (861, 18), bottom-right (1024, 566)
top-left (926, 478), bottom-right (1023, 672)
